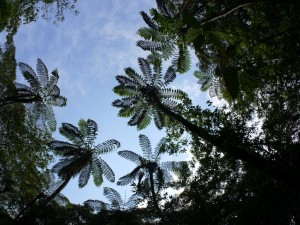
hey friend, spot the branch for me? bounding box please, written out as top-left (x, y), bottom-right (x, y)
top-left (199, 2), bottom-right (253, 26)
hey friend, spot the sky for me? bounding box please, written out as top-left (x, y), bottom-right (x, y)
top-left (0, 0), bottom-right (224, 205)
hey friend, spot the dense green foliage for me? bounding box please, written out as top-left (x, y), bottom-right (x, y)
top-left (1, 0), bottom-right (300, 224)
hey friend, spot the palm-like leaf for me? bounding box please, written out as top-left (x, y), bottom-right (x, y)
top-left (113, 58), bottom-right (187, 130)
top-left (84, 187), bottom-right (138, 212)
top-left (2, 59), bottom-right (67, 131)
top-left (49, 119), bottom-right (120, 188)
top-left (194, 64), bottom-right (223, 99)
top-left (117, 134), bottom-right (186, 191)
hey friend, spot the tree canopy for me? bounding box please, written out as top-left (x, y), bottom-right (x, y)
top-left (1, 0), bottom-right (299, 224)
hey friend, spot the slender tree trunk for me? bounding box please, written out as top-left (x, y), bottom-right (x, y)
top-left (14, 176), bottom-right (71, 224)
top-left (156, 101), bottom-right (268, 169)
top-left (149, 172), bottom-right (164, 223)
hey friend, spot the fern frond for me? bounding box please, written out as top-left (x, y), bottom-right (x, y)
top-left (78, 164), bottom-right (91, 188)
top-left (156, 0), bottom-right (175, 18)
top-left (54, 193), bottom-right (70, 206)
top-left (45, 71), bottom-right (59, 95)
top-left (137, 40), bottom-right (164, 52)
top-left (45, 104), bottom-right (56, 131)
top-left (139, 134), bottom-right (152, 160)
top-left (140, 11), bottom-right (159, 30)
top-left (118, 150), bottom-right (142, 164)
top-left (153, 109), bottom-right (164, 130)
top-left (163, 66), bottom-right (176, 85)
top-left (128, 109), bottom-right (147, 126)
top-left (160, 88), bottom-right (186, 100)
top-left (91, 158), bottom-right (103, 187)
top-left (137, 27), bottom-right (159, 40)
top-left (86, 119), bottom-right (98, 145)
top-left (49, 140), bottom-right (79, 153)
top-left (161, 98), bottom-right (178, 109)
top-left (112, 97), bottom-right (137, 108)
top-left (117, 166), bottom-right (142, 186)
top-left (124, 67), bottom-right (147, 86)
top-left (36, 58), bottom-right (49, 87)
top-left (138, 58), bottom-right (152, 84)
top-left (137, 110), bottom-right (152, 130)
top-left (18, 62), bottom-right (40, 91)
top-left (100, 158), bottom-right (115, 182)
top-left (172, 44), bottom-right (191, 73)
top-left (59, 123), bottom-right (83, 145)
top-left (15, 82), bottom-right (34, 94)
top-left (152, 137), bottom-right (166, 161)
top-left (113, 85), bottom-right (140, 97)
top-left (84, 200), bottom-right (107, 212)
top-left (49, 96), bottom-right (67, 107)
top-left (117, 106), bottom-right (136, 118)
top-left (94, 139), bottom-right (120, 155)
top-left (103, 187), bottom-right (123, 208)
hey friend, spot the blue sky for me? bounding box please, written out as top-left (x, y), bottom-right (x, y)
top-left (0, 0), bottom-right (223, 204)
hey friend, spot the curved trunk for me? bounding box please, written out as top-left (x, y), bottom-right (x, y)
top-left (14, 176), bottom-right (71, 224)
top-left (156, 101), bottom-right (268, 170)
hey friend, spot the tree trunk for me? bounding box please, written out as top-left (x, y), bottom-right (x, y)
top-left (149, 172), bottom-right (164, 223)
top-left (14, 176), bottom-right (71, 224)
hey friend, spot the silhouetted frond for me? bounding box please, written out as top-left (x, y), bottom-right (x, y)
top-left (36, 58), bottom-right (49, 87)
top-left (91, 158), bottom-right (103, 187)
top-left (113, 85), bottom-right (140, 97)
top-left (118, 150), bottom-right (142, 164)
top-left (137, 40), bottom-right (164, 52)
top-left (163, 66), bottom-right (176, 85)
top-left (84, 200), bottom-right (107, 212)
top-left (152, 137), bottom-right (166, 161)
top-left (124, 67), bottom-right (147, 86)
top-left (104, 187), bottom-right (122, 208)
top-left (18, 62), bottom-right (39, 91)
top-left (161, 98), bottom-right (178, 109)
top-left (78, 164), bottom-right (91, 188)
top-left (100, 158), bottom-right (115, 182)
top-left (95, 139), bottom-right (120, 155)
top-left (48, 140), bottom-right (79, 154)
top-left (14, 82), bottom-right (34, 95)
top-left (137, 110), bottom-right (152, 130)
top-left (86, 119), bottom-right (98, 145)
top-left (112, 97), bottom-right (136, 108)
top-left (153, 109), bottom-right (164, 130)
top-left (160, 88), bottom-right (186, 100)
top-left (59, 123), bottom-right (83, 145)
top-left (140, 11), bottom-right (159, 30)
top-left (49, 96), bottom-right (67, 107)
top-left (172, 44), bottom-right (191, 73)
top-left (45, 104), bottom-right (56, 131)
top-left (138, 58), bottom-right (152, 84)
top-left (139, 134), bottom-right (152, 160)
top-left (45, 69), bottom-right (59, 95)
top-left (117, 166), bottom-right (143, 186)
top-left (156, 0), bottom-right (175, 18)
top-left (128, 109), bottom-right (147, 126)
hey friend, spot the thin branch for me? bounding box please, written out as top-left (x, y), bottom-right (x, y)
top-left (199, 2), bottom-right (253, 26)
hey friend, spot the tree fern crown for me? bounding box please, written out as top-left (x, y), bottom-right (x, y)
top-left (49, 119), bottom-right (120, 188)
top-left (112, 58), bottom-right (187, 130)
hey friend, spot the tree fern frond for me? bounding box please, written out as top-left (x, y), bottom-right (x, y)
top-left (78, 164), bottom-right (91, 188)
top-left (45, 104), bottom-right (56, 131)
top-left (48, 140), bottom-right (79, 153)
top-left (91, 158), bottom-right (103, 187)
top-left (15, 82), bottom-right (34, 94)
top-left (163, 66), bottom-right (176, 85)
top-left (160, 88), bottom-right (187, 100)
top-left (156, 0), bottom-right (175, 18)
top-left (139, 134), bottom-right (152, 160)
top-left (138, 58), bottom-right (152, 84)
top-left (52, 158), bottom-right (75, 174)
top-left (59, 123), bottom-right (83, 145)
top-left (117, 106), bottom-right (136, 118)
top-left (137, 110), bottom-right (152, 130)
top-left (140, 11), bottom-right (159, 30)
top-left (118, 150), bottom-right (142, 164)
top-left (124, 67), bottom-right (147, 86)
top-left (94, 139), bottom-right (120, 155)
top-left (86, 119), bottom-right (98, 145)
top-left (85, 200), bottom-right (108, 212)
top-left (103, 187), bottom-right (123, 208)
top-left (116, 75), bottom-right (137, 86)
top-left (78, 119), bottom-right (88, 138)
top-left (36, 58), bottom-right (49, 87)
top-left (128, 109), bottom-right (147, 126)
top-left (45, 72), bottom-right (59, 96)
top-left (172, 44), bottom-right (191, 73)
top-left (137, 40), bottom-right (164, 52)
top-left (54, 193), bottom-right (70, 206)
top-left (137, 27), bottom-right (159, 40)
top-left (113, 85), bottom-right (140, 97)
top-left (112, 97), bottom-right (136, 108)
top-left (49, 96), bottom-right (67, 107)
top-left (152, 137), bottom-right (166, 161)
top-left (117, 166), bottom-right (142, 186)
top-left (51, 85), bottom-right (60, 97)
top-left (18, 62), bottom-right (40, 91)
top-left (153, 109), bottom-right (164, 130)
top-left (161, 98), bottom-right (178, 109)
top-left (100, 158), bottom-right (115, 182)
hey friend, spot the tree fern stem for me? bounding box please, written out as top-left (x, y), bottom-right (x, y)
top-left (156, 101), bottom-right (268, 170)
top-left (149, 172), bottom-right (164, 223)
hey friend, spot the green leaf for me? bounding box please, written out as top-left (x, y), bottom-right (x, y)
top-left (222, 67), bottom-right (239, 100)
top-left (185, 28), bottom-right (203, 42)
